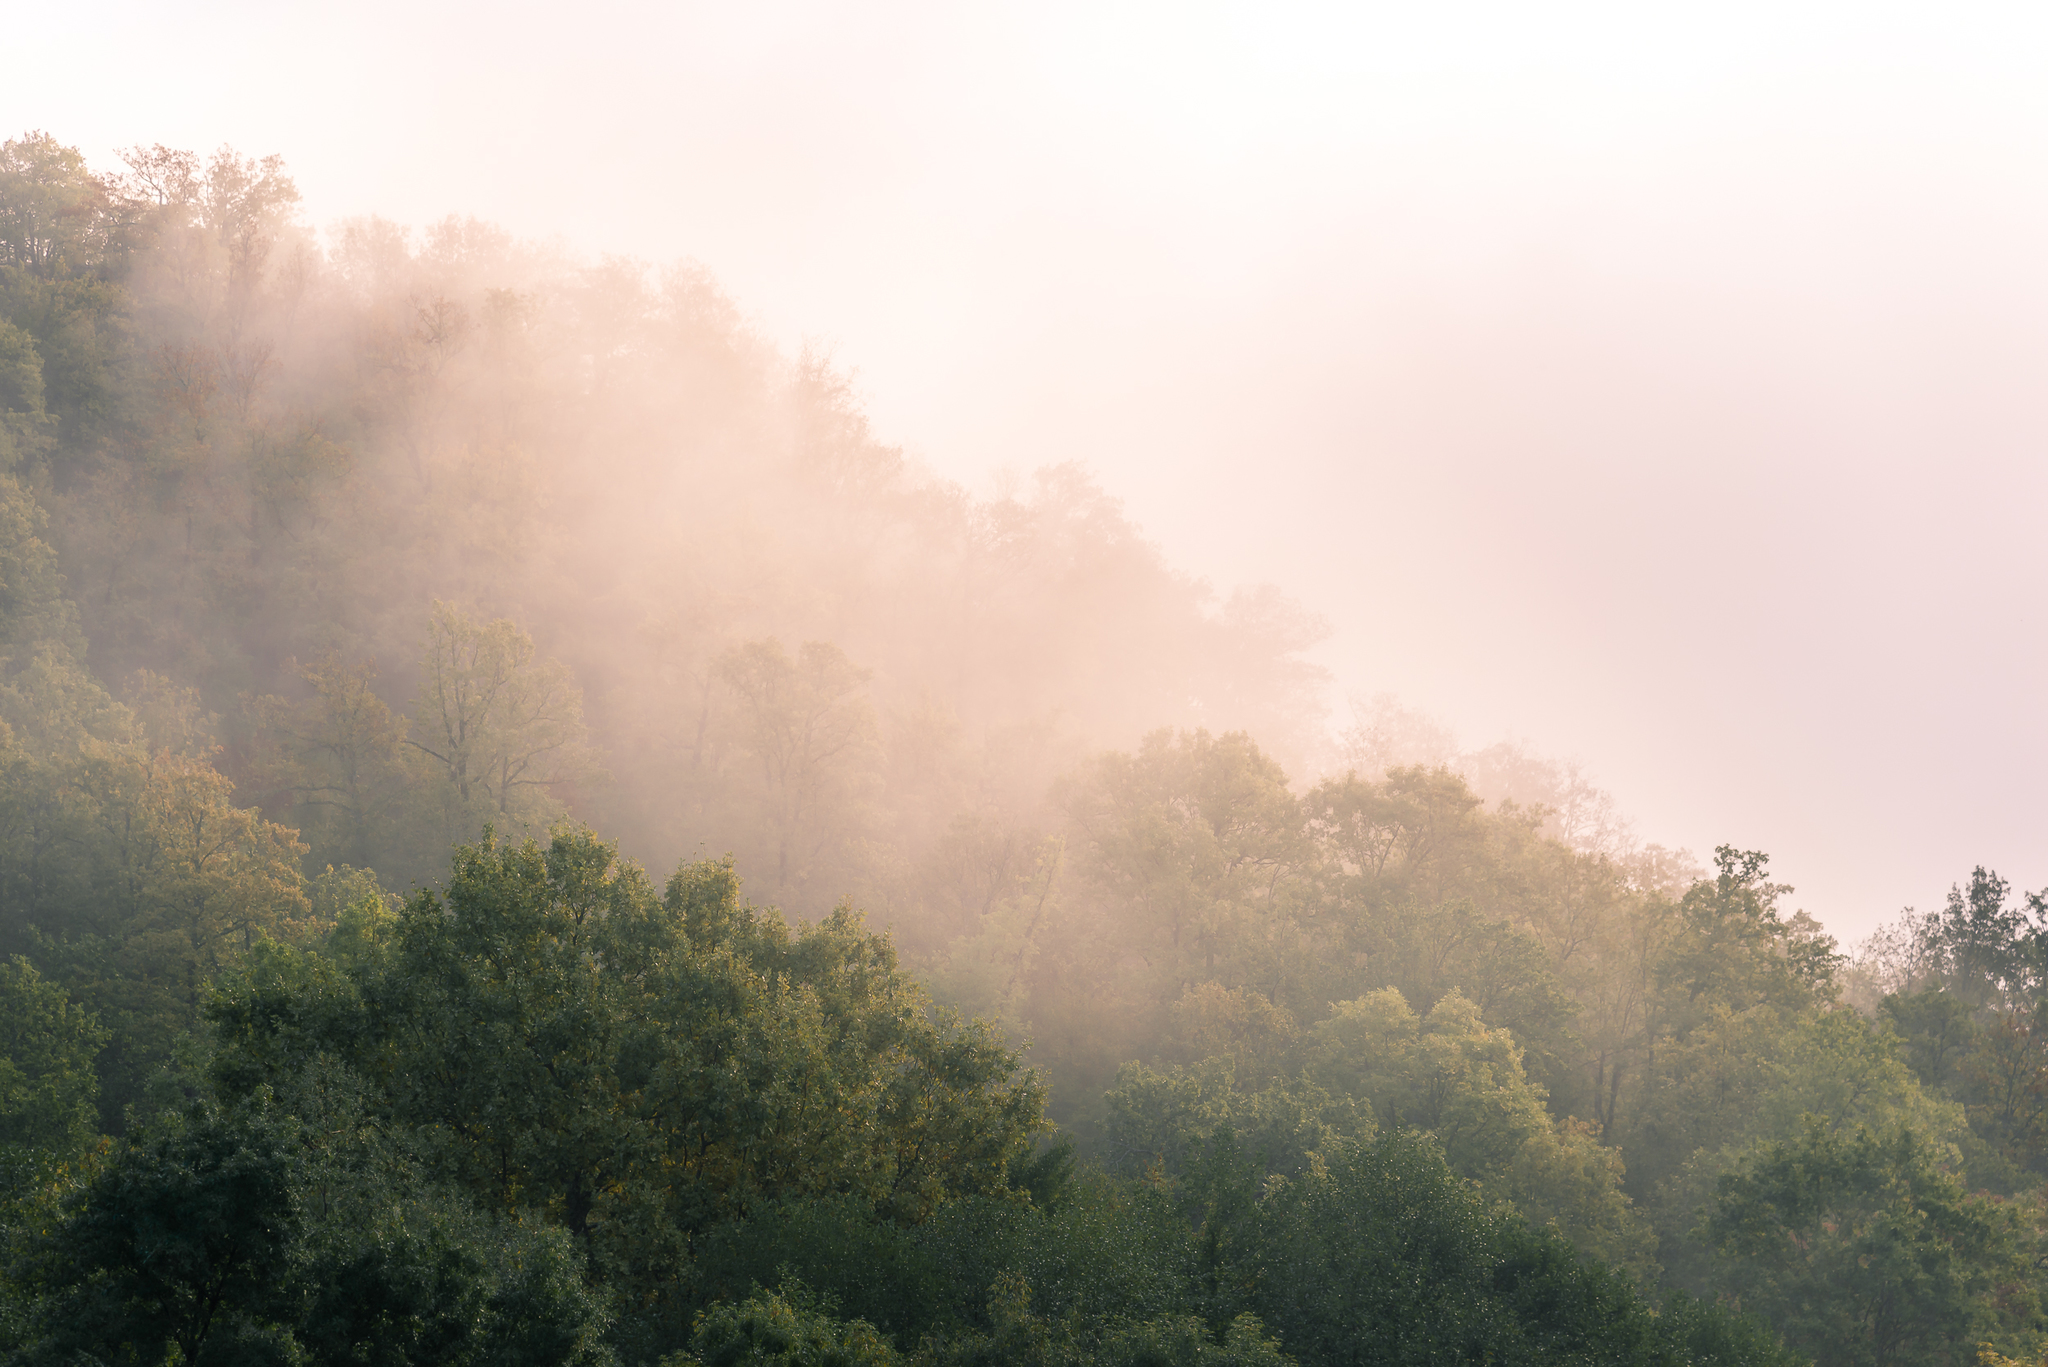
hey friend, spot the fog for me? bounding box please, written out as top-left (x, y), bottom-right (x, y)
top-left (17, 14), bottom-right (2048, 1346)
top-left (12, 0), bottom-right (2048, 942)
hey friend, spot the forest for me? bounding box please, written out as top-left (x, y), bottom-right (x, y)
top-left (0, 129), bottom-right (2040, 1365)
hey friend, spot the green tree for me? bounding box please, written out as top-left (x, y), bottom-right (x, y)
top-left (1104, 1058), bottom-right (1367, 1187)
top-left (1237, 1131), bottom-right (1784, 1367)
top-left (1961, 1004), bottom-right (2048, 1180)
top-left (1308, 986), bottom-right (1653, 1274)
top-left (207, 829), bottom-right (1047, 1359)
top-left (0, 956), bottom-right (104, 1164)
top-left (1305, 763), bottom-right (1490, 906)
top-left (0, 322), bottom-right (54, 471)
top-left (20, 1087), bottom-right (613, 1367)
top-left (1062, 728), bottom-right (1315, 1037)
top-left (0, 133), bottom-right (115, 274)
top-left (249, 652), bottom-right (418, 872)
top-left (1618, 846), bottom-right (1845, 1239)
top-left (1885, 989), bottom-right (1978, 1099)
top-left (1703, 1121), bottom-right (2036, 1367)
top-left (27, 748), bottom-right (313, 1124)
top-left (909, 1269), bottom-right (1294, 1366)
top-left (678, 1282), bottom-right (900, 1366)
top-left (24, 1096), bottom-right (304, 1365)
top-left (1647, 1006), bottom-right (1967, 1288)
top-left (1908, 868), bottom-right (2043, 1010)
top-left (1655, 847), bottom-right (1840, 1037)
top-left (293, 1175), bottom-right (612, 1367)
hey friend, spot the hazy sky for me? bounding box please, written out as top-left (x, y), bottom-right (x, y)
top-left (12, 1), bottom-right (2048, 941)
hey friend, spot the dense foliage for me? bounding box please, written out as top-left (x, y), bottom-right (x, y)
top-left (0, 128), bottom-right (2040, 1364)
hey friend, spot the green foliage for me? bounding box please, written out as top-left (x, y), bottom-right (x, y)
top-left (908, 1270), bottom-right (1294, 1366)
top-left (0, 956), bottom-right (104, 1163)
top-left (248, 655), bottom-right (423, 874)
top-left (1903, 868), bottom-right (2045, 1010)
top-left (1106, 983), bottom-right (1654, 1277)
top-left (0, 133), bottom-right (118, 275)
top-left (1009, 1133), bottom-right (1079, 1212)
top-left (668, 1275), bottom-right (1287, 1367)
top-left (1960, 1005), bottom-right (2048, 1184)
top-left (678, 1283), bottom-right (899, 1366)
top-left (1233, 1131), bottom-right (1784, 1366)
top-left (0, 322), bottom-right (53, 472)
top-left (1652, 1288), bottom-right (1811, 1367)
top-left (208, 829), bottom-right (1046, 1358)
top-left (1656, 847), bottom-right (1841, 1035)
top-left (22, 1095), bottom-right (304, 1365)
top-left (1105, 1059), bottom-right (1368, 1184)
top-left (1886, 989), bottom-right (1978, 1098)
top-left (695, 1172), bottom-right (1195, 1351)
top-left (692, 1196), bottom-right (967, 1343)
top-left (1704, 1121), bottom-right (2038, 1367)
top-left (295, 1181), bottom-right (612, 1367)
top-left (1643, 1004), bottom-right (1971, 1289)
top-left (16, 1086), bottom-right (613, 1367)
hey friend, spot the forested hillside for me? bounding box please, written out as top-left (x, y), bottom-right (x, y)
top-left (0, 130), bottom-right (2043, 1366)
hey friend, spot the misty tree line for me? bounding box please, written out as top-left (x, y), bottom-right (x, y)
top-left (0, 129), bottom-right (2041, 1365)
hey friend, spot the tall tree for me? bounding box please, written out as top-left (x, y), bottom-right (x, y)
top-left (410, 602), bottom-right (595, 836)
top-left (716, 638), bottom-right (877, 895)
top-left (248, 652), bottom-right (415, 871)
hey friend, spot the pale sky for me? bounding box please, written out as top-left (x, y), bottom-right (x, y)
top-left (12, 0), bottom-right (2048, 941)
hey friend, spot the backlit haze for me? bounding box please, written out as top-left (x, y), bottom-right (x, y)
top-left (12, 0), bottom-right (2048, 942)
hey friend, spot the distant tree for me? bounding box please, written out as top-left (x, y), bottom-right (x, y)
top-left (1913, 868), bottom-right (2047, 1010)
top-left (1105, 1057), bottom-right (1365, 1190)
top-left (249, 652), bottom-right (416, 870)
top-left (0, 473), bottom-right (89, 670)
top-left (410, 602), bottom-right (596, 834)
top-left (0, 322), bottom-right (53, 472)
top-left (1883, 988), bottom-right (1978, 1098)
top-left (36, 749), bottom-right (313, 1123)
top-left (1308, 986), bottom-right (1653, 1274)
top-left (291, 1176), bottom-right (611, 1367)
top-left (1655, 846), bottom-right (1840, 1035)
top-left (107, 751), bottom-right (313, 1002)
top-left (0, 133), bottom-right (113, 274)
top-left (1637, 1005), bottom-right (1970, 1289)
top-left (1962, 1002), bottom-right (2048, 1178)
top-left (1064, 728), bottom-right (1310, 992)
top-left (1859, 869), bottom-right (2048, 1184)
top-left (1305, 763), bottom-right (1488, 901)
top-left (716, 637), bottom-right (878, 894)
